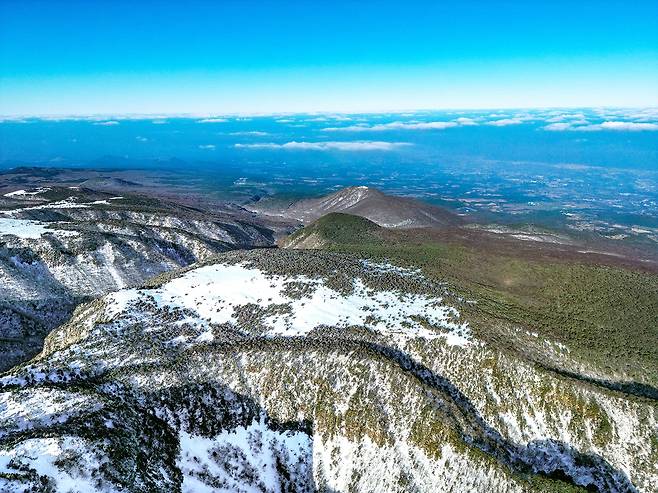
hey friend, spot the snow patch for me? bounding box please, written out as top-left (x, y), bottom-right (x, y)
top-left (107, 262), bottom-right (471, 345)
top-left (177, 416), bottom-right (312, 493)
top-left (3, 187), bottom-right (51, 198)
top-left (0, 436), bottom-right (105, 493)
top-left (0, 218), bottom-right (78, 239)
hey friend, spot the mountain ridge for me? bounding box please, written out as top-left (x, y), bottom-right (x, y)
top-left (0, 249), bottom-right (655, 492)
top-left (256, 186), bottom-right (464, 229)
top-left (0, 186), bottom-right (277, 371)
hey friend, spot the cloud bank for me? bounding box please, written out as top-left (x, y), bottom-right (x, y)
top-left (234, 141), bottom-right (411, 151)
top-left (322, 121), bottom-right (460, 132)
top-left (93, 120), bottom-right (120, 126)
top-left (486, 118), bottom-right (524, 126)
top-left (544, 121), bottom-right (658, 131)
top-left (197, 118), bottom-right (227, 123)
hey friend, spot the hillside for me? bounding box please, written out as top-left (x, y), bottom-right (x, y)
top-left (0, 186), bottom-right (276, 371)
top-left (282, 213), bottom-right (658, 391)
top-left (0, 249), bottom-right (655, 492)
top-left (257, 186), bottom-right (463, 229)
top-left (280, 212), bottom-right (382, 248)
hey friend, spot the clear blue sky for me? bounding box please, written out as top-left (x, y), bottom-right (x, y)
top-left (1, 0), bottom-right (657, 115)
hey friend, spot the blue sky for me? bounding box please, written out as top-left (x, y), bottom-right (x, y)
top-left (1, 0), bottom-right (657, 115)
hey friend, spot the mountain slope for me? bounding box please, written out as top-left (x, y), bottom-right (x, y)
top-left (280, 212), bottom-right (382, 248)
top-left (0, 249), bottom-right (655, 492)
top-left (282, 213), bottom-right (658, 392)
top-left (0, 186), bottom-right (276, 371)
top-left (258, 186), bottom-right (463, 229)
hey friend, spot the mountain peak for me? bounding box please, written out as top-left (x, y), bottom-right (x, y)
top-left (270, 186), bottom-right (462, 229)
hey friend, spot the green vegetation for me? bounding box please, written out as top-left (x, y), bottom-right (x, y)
top-left (286, 213), bottom-right (658, 386)
top-left (524, 475), bottom-right (590, 493)
top-left (284, 212), bottom-right (381, 246)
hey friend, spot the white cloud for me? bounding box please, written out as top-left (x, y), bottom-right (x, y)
top-left (229, 131), bottom-right (270, 136)
top-left (136, 136), bottom-right (148, 142)
top-left (595, 121), bottom-right (658, 131)
top-left (618, 108), bottom-right (658, 121)
top-left (390, 121), bottom-right (457, 130)
top-left (0, 117), bottom-right (29, 123)
top-left (198, 144), bottom-right (216, 150)
top-left (544, 121), bottom-right (658, 132)
top-left (486, 118), bottom-right (524, 126)
top-left (234, 140), bottom-right (411, 151)
top-left (322, 121), bottom-right (458, 132)
top-left (454, 117), bottom-right (478, 126)
top-left (93, 120), bottom-right (119, 126)
top-left (197, 118), bottom-right (227, 123)
top-left (322, 124), bottom-right (369, 132)
top-left (152, 119), bottom-right (168, 124)
top-left (543, 123), bottom-right (573, 131)
top-left (545, 112), bottom-right (588, 123)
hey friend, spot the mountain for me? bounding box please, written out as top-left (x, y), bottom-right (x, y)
top-left (0, 186), bottom-right (276, 371)
top-left (0, 249), bottom-right (654, 492)
top-left (79, 177), bottom-right (145, 190)
top-left (280, 212), bottom-right (382, 249)
top-left (256, 186), bottom-right (463, 229)
top-left (282, 213), bottom-right (658, 393)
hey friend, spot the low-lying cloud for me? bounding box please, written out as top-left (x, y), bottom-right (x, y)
top-left (234, 140), bottom-right (411, 151)
top-left (544, 121), bottom-right (658, 132)
top-left (323, 121), bottom-right (459, 132)
top-left (593, 121), bottom-right (658, 131)
top-left (93, 120), bottom-right (120, 126)
top-left (197, 118), bottom-right (227, 123)
top-left (454, 117), bottom-right (478, 126)
top-left (486, 118), bottom-right (524, 126)
top-left (229, 131), bottom-right (270, 136)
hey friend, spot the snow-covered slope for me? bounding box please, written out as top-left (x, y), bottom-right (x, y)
top-left (0, 250), bottom-right (654, 492)
top-left (0, 187), bottom-right (276, 371)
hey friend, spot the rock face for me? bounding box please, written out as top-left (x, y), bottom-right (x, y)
top-left (0, 249), bottom-right (654, 492)
top-left (0, 187), bottom-right (276, 371)
top-left (260, 186), bottom-right (463, 229)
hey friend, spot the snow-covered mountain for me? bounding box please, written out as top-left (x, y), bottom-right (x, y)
top-left (255, 186), bottom-right (463, 229)
top-left (0, 186), bottom-right (276, 371)
top-left (0, 249), bottom-right (654, 492)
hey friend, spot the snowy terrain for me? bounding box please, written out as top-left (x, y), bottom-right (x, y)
top-left (0, 249), bottom-right (654, 492)
top-left (0, 217), bottom-right (79, 239)
top-left (177, 417), bottom-right (313, 493)
top-left (0, 186), bottom-right (277, 371)
top-left (108, 262), bottom-right (471, 346)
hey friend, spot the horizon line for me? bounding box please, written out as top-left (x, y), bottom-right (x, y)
top-left (2, 105), bottom-right (658, 121)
